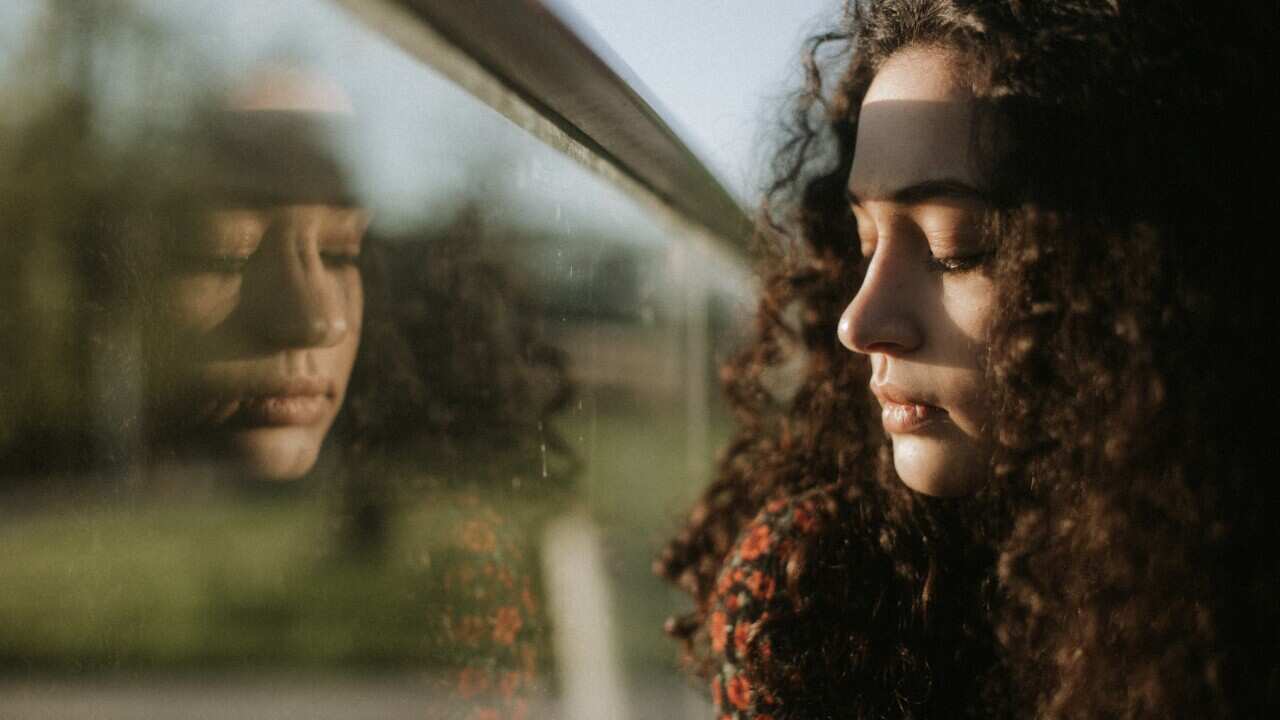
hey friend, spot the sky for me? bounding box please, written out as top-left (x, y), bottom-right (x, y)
top-left (553, 0), bottom-right (842, 202)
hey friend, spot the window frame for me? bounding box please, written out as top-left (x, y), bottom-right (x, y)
top-left (337, 0), bottom-right (753, 275)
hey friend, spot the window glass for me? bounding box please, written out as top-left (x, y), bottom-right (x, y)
top-left (0, 1), bottom-right (749, 717)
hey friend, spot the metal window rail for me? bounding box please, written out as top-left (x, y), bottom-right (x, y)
top-left (337, 0), bottom-right (754, 266)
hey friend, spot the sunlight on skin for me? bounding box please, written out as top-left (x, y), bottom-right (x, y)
top-left (837, 47), bottom-right (995, 497)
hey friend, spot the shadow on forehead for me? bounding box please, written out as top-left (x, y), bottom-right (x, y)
top-left (850, 99), bottom-right (1001, 202)
top-left (227, 65), bottom-right (355, 115)
top-left (199, 109), bottom-right (360, 207)
top-left (191, 62), bottom-right (361, 208)
top-left (850, 91), bottom-right (1237, 222)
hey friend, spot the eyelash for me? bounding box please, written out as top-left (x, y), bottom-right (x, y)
top-left (855, 244), bottom-right (992, 275)
top-left (173, 254), bottom-right (250, 275)
top-left (321, 251), bottom-right (362, 268)
top-left (177, 251), bottom-right (362, 274)
top-left (925, 250), bottom-right (993, 273)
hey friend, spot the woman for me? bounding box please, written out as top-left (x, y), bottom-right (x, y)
top-left (659, 1), bottom-right (1279, 717)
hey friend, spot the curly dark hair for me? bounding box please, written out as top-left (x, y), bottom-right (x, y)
top-left (327, 209), bottom-right (575, 553)
top-left (342, 208), bottom-right (573, 480)
top-left (658, 1), bottom-right (1280, 717)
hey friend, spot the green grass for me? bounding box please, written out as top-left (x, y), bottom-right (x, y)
top-left (0, 491), bottom-right (551, 672)
top-left (0, 404), bottom-right (728, 680)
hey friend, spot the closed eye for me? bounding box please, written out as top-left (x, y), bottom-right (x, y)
top-left (926, 250), bottom-right (992, 273)
top-left (169, 252), bottom-right (252, 275)
top-left (850, 209), bottom-right (877, 259)
top-left (321, 251), bottom-right (361, 268)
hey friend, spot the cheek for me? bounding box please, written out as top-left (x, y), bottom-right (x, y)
top-left (335, 271), bottom-right (364, 388)
top-left (941, 274), bottom-right (996, 344)
top-left (345, 270), bottom-right (364, 335)
top-left (938, 276), bottom-right (996, 432)
top-left (164, 275), bottom-right (240, 334)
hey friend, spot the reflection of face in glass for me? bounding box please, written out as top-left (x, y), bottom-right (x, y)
top-left (837, 48), bottom-right (994, 497)
top-left (148, 68), bottom-right (368, 480)
top-left (156, 204), bottom-right (367, 480)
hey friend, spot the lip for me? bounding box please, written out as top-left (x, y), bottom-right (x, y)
top-left (226, 377), bottom-right (335, 427)
top-left (871, 383), bottom-right (948, 434)
top-left (235, 394), bottom-right (329, 426)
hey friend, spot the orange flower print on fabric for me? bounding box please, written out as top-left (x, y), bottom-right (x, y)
top-left (521, 644), bottom-right (538, 675)
top-left (717, 569), bottom-right (735, 596)
top-left (493, 606), bottom-right (524, 646)
top-left (727, 673), bottom-right (752, 710)
top-left (500, 670), bottom-right (523, 700)
top-left (746, 570), bottom-right (776, 600)
top-left (457, 614), bottom-right (487, 647)
top-left (738, 523), bottom-right (773, 562)
top-left (460, 519), bottom-right (498, 554)
top-left (709, 610), bottom-right (729, 653)
top-left (702, 493), bottom-right (839, 719)
top-left (458, 666), bottom-right (491, 699)
top-left (496, 565), bottom-right (515, 590)
top-left (792, 504), bottom-right (817, 535)
top-left (734, 620), bottom-right (752, 658)
top-left (456, 565), bottom-right (477, 587)
top-left (467, 708), bottom-right (499, 720)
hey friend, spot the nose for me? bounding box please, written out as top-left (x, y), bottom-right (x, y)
top-left (837, 246), bottom-right (923, 355)
top-left (252, 219), bottom-right (349, 348)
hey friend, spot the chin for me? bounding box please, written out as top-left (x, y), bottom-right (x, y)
top-left (890, 434), bottom-right (985, 498)
top-left (226, 427), bottom-right (326, 481)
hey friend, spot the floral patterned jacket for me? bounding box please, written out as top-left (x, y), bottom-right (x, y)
top-left (704, 488), bottom-right (835, 720)
top-left (427, 494), bottom-right (548, 720)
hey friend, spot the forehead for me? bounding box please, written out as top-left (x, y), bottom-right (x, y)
top-left (210, 65), bottom-right (358, 206)
top-left (849, 48), bottom-right (981, 199)
top-left (227, 65), bottom-right (354, 114)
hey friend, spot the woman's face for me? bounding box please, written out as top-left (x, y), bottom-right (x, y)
top-left (837, 47), bottom-right (995, 497)
top-left (154, 205), bottom-right (367, 480)
top-left (148, 69), bottom-right (368, 481)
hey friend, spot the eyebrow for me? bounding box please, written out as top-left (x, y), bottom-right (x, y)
top-left (847, 178), bottom-right (987, 207)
